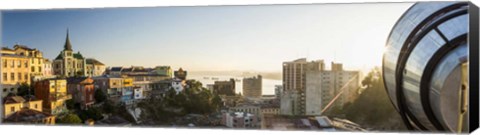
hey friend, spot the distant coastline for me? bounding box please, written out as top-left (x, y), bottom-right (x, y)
top-left (188, 71), bottom-right (282, 80)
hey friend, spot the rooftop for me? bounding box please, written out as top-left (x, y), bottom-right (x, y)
top-left (86, 58), bottom-right (105, 65)
top-left (3, 108), bottom-right (52, 123)
top-left (110, 67), bottom-right (123, 72)
top-left (1, 47), bottom-right (14, 51)
top-left (96, 116), bottom-right (131, 126)
top-left (13, 44), bottom-right (35, 51)
top-left (3, 96), bottom-right (26, 104)
top-left (228, 112), bottom-right (254, 118)
top-left (1, 53), bottom-right (29, 58)
top-left (67, 77), bottom-right (92, 84)
top-left (262, 115), bottom-right (365, 131)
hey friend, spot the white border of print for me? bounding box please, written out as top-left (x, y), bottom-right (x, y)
top-left (0, 0), bottom-right (478, 135)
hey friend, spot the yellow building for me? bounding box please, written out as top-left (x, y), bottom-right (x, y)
top-left (86, 58), bottom-right (106, 77)
top-left (3, 107), bottom-right (55, 125)
top-left (2, 96), bottom-right (43, 118)
top-left (34, 79), bottom-right (71, 115)
top-left (1, 47), bottom-right (31, 97)
top-left (13, 45), bottom-right (45, 80)
top-left (123, 77), bottom-right (133, 87)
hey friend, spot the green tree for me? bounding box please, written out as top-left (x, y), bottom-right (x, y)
top-left (16, 82), bottom-right (31, 96)
top-left (336, 68), bottom-right (406, 131)
top-left (94, 89), bottom-right (107, 103)
top-left (102, 100), bottom-right (115, 114)
top-left (57, 113), bottom-right (83, 124)
top-left (86, 107), bottom-right (104, 120)
top-left (211, 94), bottom-right (222, 111)
top-left (66, 99), bottom-right (76, 110)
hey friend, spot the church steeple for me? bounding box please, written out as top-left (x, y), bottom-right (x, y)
top-left (64, 29), bottom-right (73, 51)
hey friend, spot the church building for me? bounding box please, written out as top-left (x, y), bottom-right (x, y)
top-left (53, 30), bottom-right (88, 77)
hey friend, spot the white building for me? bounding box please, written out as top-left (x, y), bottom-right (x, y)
top-left (280, 59), bottom-right (360, 116)
top-left (280, 90), bottom-right (301, 115)
top-left (281, 58), bottom-right (325, 115)
top-left (305, 62), bottom-right (360, 115)
top-left (228, 105), bottom-right (261, 117)
top-left (43, 59), bottom-right (54, 78)
top-left (274, 85), bottom-right (283, 99)
top-left (222, 112), bottom-right (259, 128)
top-left (133, 86), bottom-right (143, 99)
top-left (171, 78), bottom-right (185, 94)
top-left (85, 58), bottom-right (106, 77)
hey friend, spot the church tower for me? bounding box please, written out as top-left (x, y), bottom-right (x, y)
top-left (63, 29), bottom-right (74, 76)
top-left (53, 29), bottom-right (88, 77)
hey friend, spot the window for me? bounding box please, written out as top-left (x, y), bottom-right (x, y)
top-left (18, 73), bottom-right (22, 81)
top-left (10, 60), bottom-right (14, 68)
top-left (11, 107), bottom-right (15, 112)
top-left (3, 73), bottom-right (7, 81)
top-left (34, 104), bottom-right (38, 109)
top-left (17, 60), bottom-right (21, 68)
top-left (3, 89), bottom-right (6, 92)
top-left (31, 66), bottom-right (35, 72)
top-left (24, 74), bottom-right (28, 81)
top-left (39, 66), bottom-right (42, 72)
top-left (3, 60), bottom-right (6, 68)
top-left (24, 61), bottom-right (28, 68)
top-left (10, 88), bottom-right (14, 92)
top-left (10, 73), bottom-right (14, 81)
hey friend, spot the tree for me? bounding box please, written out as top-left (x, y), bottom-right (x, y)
top-left (334, 69), bottom-right (406, 131)
top-left (211, 94), bottom-right (222, 111)
top-left (66, 99), bottom-right (76, 110)
top-left (57, 113), bottom-right (83, 124)
top-left (94, 89), bottom-right (107, 103)
top-left (16, 82), bottom-right (31, 96)
top-left (78, 107), bottom-right (104, 121)
top-left (102, 100), bottom-right (115, 114)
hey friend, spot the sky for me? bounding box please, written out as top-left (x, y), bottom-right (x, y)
top-left (1, 2), bottom-right (413, 72)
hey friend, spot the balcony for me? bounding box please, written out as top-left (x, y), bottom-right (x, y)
top-left (50, 94), bottom-right (72, 101)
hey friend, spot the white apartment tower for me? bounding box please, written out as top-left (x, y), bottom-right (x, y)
top-left (305, 62), bottom-right (360, 115)
top-left (281, 58), bottom-right (325, 115)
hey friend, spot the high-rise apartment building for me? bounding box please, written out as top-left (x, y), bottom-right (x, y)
top-left (281, 58), bottom-right (325, 115)
top-left (305, 62), bottom-right (360, 115)
top-left (274, 85), bottom-right (283, 99)
top-left (282, 58), bottom-right (325, 93)
top-left (281, 58), bottom-right (360, 116)
top-left (242, 75), bottom-right (262, 98)
top-left (213, 79), bottom-right (236, 96)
